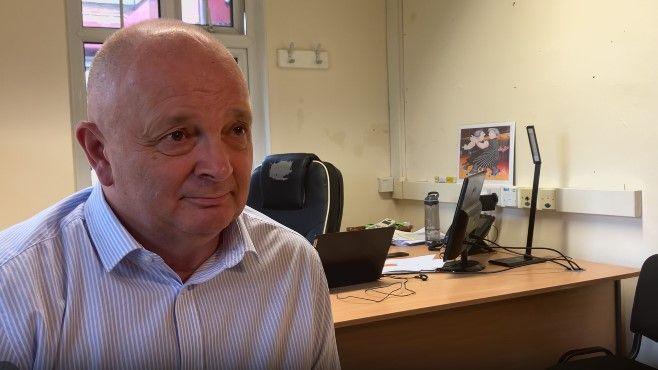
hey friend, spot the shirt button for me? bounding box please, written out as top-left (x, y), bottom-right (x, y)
top-left (187, 285), bottom-right (195, 291)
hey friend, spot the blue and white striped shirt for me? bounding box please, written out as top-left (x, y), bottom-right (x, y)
top-left (0, 185), bottom-right (340, 369)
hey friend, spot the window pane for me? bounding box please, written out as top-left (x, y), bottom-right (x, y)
top-left (84, 43), bottom-right (103, 86)
top-left (83, 0), bottom-right (160, 28)
top-left (209, 0), bottom-right (232, 27)
top-left (123, 0), bottom-right (160, 27)
top-left (181, 0), bottom-right (202, 24)
top-left (181, 0), bottom-right (232, 27)
top-left (82, 0), bottom-right (120, 28)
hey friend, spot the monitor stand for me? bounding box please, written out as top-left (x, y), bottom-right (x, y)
top-left (441, 250), bottom-right (485, 273)
top-left (489, 254), bottom-right (544, 267)
top-left (466, 239), bottom-right (493, 255)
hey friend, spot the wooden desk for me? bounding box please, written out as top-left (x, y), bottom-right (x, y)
top-left (331, 246), bottom-right (639, 370)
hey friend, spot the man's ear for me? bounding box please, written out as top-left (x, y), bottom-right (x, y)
top-left (75, 121), bottom-right (114, 186)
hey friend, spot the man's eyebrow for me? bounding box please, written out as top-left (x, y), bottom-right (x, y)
top-left (228, 108), bottom-right (253, 123)
top-left (141, 114), bottom-right (194, 138)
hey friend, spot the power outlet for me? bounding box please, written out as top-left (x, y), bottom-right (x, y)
top-left (517, 187), bottom-right (557, 210)
top-left (499, 187), bottom-right (518, 207)
top-left (517, 187), bottom-right (533, 208)
top-left (538, 188), bottom-right (557, 210)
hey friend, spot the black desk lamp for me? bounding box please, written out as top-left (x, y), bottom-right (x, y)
top-left (489, 125), bottom-right (546, 267)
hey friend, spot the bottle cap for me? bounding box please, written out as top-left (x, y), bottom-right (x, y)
top-left (424, 191), bottom-right (439, 205)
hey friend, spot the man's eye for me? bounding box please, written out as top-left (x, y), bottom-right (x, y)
top-left (167, 130), bottom-right (187, 141)
top-left (232, 125), bottom-right (247, 136)
top-left (156, 129), bottom-right (196, 156)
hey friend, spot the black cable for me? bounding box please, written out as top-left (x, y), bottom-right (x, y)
top-left (492, 245), bottom-right (575, 270)
top-left (438, 265), bottom-right (521, 274)
top-left (336, 275), bottom-right (424, 303)
top-left (547, 259), bottom-right (573, 270)
top-left (477, 237), bottom-right (584, 271)
top-left (491, 224), bottom-right (500, 243)
top-left (458, 237), bottom-right (583, 272)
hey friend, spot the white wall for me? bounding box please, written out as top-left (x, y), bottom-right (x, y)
top-left (399, 0), bottom-right (658, 364)
top-left (0, 0), bottom-right (75, 229)
top-left (264, 0), bottom-right (397, 229)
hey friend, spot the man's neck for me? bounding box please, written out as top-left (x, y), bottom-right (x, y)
top-left (103, 192), bottom-right (222, 283)
top-left (143, 234), bottom-right (220, 282)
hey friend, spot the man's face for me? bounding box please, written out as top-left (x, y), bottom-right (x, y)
top-left (103, 40), bottom-right (253, 240)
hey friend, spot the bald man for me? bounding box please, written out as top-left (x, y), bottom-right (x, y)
top-left (0, 20), bottom-right (340, 369)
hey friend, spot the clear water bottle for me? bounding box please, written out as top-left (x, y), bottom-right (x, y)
top-left (424, 191), bottom-right (441, 248)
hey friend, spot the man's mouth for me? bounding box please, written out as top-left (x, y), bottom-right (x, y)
top-left (183, 193), bottom-right (231, 207)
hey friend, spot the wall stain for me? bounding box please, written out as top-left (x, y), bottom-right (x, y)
top-left (324, 129), bottom-right (346, 148)
top-left (296, 98), bottom-right (305, 131)
top-left (364, 123), bottom-right (388, 147)
top-left (353, 145), bottom-right (364, 157)
top-left (296, 109), bottom-right (304, 131)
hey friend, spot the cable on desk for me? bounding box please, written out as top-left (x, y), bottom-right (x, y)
top-left (491, 224), bottom-right (500, 243)
top-left (433, 239), bottom-right (584, 275)
top-left (475, 237), bottom-right (584, 271)
top-left (336, 275), bottom-right (424, 303)
top-left (438, 264), bottom-right (521, 274)
top-left (473, 242), bottom-right (578, 271)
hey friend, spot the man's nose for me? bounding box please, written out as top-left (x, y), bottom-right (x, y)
top-left (193, 137), bottom-right (233, 181)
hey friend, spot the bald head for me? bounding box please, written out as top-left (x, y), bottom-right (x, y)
top-left (76, 19), bottom-right (254, 257)
top-left (86, 19), bottom-right (244, 132)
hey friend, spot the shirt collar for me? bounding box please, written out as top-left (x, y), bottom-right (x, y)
top-left (84, 184), bottom-right (142, 272)
top-left (84, 184), bottom-right (260, 274)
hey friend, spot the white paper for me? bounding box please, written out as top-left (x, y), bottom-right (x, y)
top-left (382, 254), bottom-right (445, 274)
top-left (392, 228), bottom-right (445, 247)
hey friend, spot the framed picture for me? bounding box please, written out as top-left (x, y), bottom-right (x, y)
top-left (458, 122), bottom-right (515, 185)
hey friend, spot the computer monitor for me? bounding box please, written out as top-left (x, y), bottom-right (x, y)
top-left (441, 171), bottom-right (486, 272)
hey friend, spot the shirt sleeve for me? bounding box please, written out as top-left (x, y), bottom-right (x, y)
top-left (0, 326), bottom-right (20, 369)
top-left (0, 266), bottom-right (29, 369)
top-left (309, 252), bottom-right (341, 370)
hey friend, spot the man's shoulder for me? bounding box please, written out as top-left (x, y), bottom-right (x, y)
top-left (240, 206), bottom-right (314, 252)
top-left (238, 206), bottom-right (328, 285)
top-left (0, 188), bottom-right (92, 268)
top-left (242, 206), bottom-right (310, 247)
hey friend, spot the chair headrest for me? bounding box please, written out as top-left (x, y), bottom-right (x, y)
top-left (260, 153), bottom-right (320, 210)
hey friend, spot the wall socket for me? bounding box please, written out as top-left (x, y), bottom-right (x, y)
top-left (538, 188), bottom-right (557, 210)
top-left (518, 187), bottom-right (533, 208)
top-left (499, 187), bottom-right (518, 207)
top-left (517, 187), bottom-right (557, 210)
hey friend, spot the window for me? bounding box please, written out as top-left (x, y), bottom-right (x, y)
top-left (83, 43), bottom-right (102, 85)
top-left (66, 0), bottom-right (268, 189)
top-left (81, 0), bottom-right (160, 28)
top-left (182, 0), bottom-right (232, 27)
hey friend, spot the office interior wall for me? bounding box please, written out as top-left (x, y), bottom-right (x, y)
top-left (264, 0), bottom-right (397, 229)
top-left (398, 0), bottom-right (658, 364)
top-left (0, 1), bottom-right (75, 229)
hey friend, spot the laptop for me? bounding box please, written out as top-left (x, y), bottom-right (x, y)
top-left (314, 227), bottom-right (395, 288)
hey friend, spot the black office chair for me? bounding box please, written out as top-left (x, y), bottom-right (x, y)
top-left (247, 153), bottom-right (343, 244)
top-left (547, 254), bottom-right (658, 370)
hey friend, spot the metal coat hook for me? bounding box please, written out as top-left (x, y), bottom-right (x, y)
top-left (314, 44), bottom-right (323, 64)
top-left (287, 42), bottom-right (295, 63)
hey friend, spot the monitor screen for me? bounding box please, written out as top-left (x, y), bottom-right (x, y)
top-left (442, 171), bottom-right (485, 272)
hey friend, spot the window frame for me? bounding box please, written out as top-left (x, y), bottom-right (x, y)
top-left (65, 0), bottom-right (269, 190)
top-left (175, 0), bottom-right (245, 35)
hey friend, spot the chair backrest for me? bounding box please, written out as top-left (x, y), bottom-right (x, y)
top-left (247, 153), bottom-right (343, 243)
top-left (630, 254), bottom-right (658, 343)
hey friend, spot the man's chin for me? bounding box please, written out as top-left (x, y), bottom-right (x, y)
top-left (176, 209), bottom-right (239, 236)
